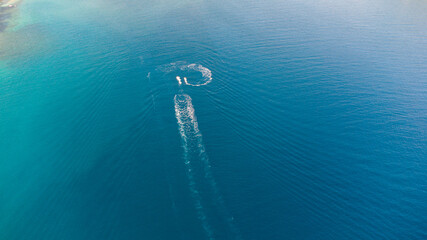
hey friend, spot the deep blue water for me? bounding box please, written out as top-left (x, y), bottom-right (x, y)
top-left (1, 0), bottom-right (426, 239)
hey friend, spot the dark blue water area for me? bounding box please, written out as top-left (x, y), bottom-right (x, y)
top-left (1, 0), bottom-right (426, 239)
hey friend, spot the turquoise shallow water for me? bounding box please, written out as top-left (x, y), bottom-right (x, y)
top-left (1, 0), bottom-right (427, 239)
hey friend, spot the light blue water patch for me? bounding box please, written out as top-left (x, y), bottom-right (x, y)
top-left (0, 0), bottom-right (426, 239)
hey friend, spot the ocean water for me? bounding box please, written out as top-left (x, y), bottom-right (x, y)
top-left (1, 0), bottom-right (426, 239)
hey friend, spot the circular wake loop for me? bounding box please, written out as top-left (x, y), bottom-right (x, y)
top-left (157, 61), bottom-right (213, 87)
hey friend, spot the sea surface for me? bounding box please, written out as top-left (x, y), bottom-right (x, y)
top-left (1, 0), bottom-right (426, 239)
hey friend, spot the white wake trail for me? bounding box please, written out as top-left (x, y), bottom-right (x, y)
top-left (174, 94), bottom-right (241, 240)
top-left (175, 94), bottom-right (214, 240)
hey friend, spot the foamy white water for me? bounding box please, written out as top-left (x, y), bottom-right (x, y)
top-left (174, 93), bottom-right (241, 239)
top-left (174, 94), bottom-right (214, 240)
